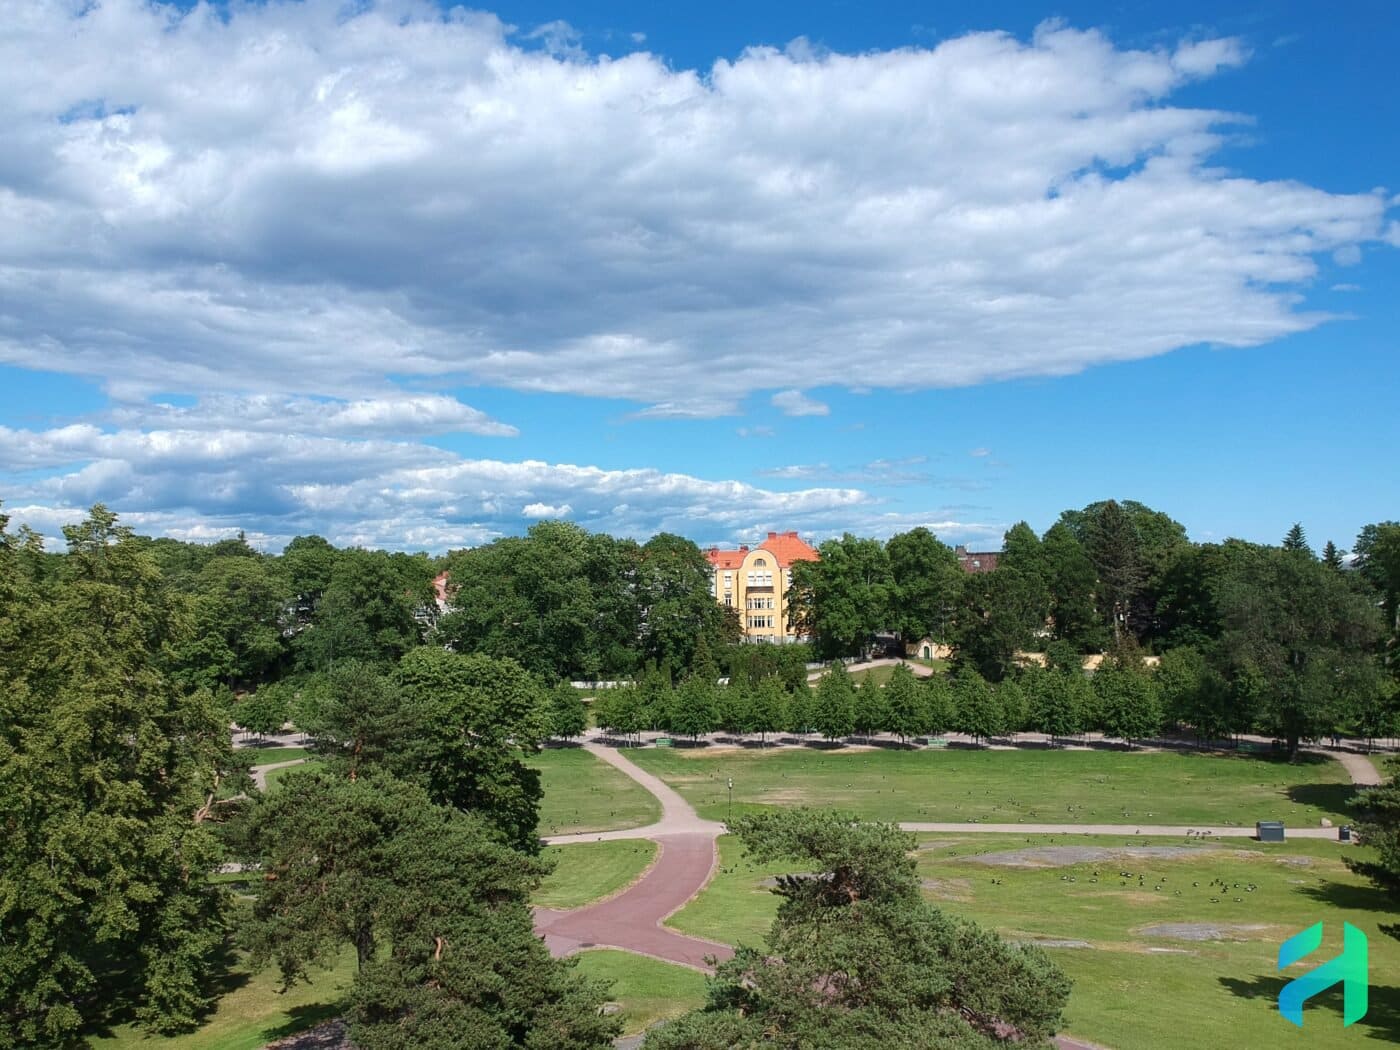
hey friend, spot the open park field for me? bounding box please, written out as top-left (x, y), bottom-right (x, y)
top-left (536, 840), bottom-right (658, 909)
top-left (666, 832), bottom-right (1398, 1050)
top-left (94, 743), bottom-right (1388, 1049)
top-left (627, 745), bottom-right (1359, 828)
top-left (531, 746), bottom-right (661, 835)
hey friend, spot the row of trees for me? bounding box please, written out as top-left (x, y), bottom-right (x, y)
top-left (790, 505), bottom-right (1400, 757)
top-left (594, 657), bottom-right (1166, 748)
top-left (50, 517), bottom-right (742, 704)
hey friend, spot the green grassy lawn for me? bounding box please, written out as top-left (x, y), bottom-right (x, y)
top-left (239, 746), bottom-right (312, 764)
top-left (571, 950), bottom-right (708, 1037)
top-left (261, 759), bottom-right (321, 790)
top-left (531, 746), bottom-right (662, 836)
top-left (628, 746), bottom-right (1358, 827)
top-left (253, 746), bottom-right (661, 836)
top-left (846, 665), bottom-right (899, 687)
top-left (668, 833), bottom-right (1398, 1049)
top-left (534, 840), bottom-right (658, 909)
top-left (89, 948), bottom-right (354, 1050)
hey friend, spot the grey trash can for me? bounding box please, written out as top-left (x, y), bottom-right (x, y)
top-left (1256, 820), bottom-right (1285, 842)
top-left (1339, 825), bottom-right (1352, 843)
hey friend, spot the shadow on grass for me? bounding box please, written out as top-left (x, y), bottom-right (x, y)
top-left (1286, 782), bottom-right (1358, 816)
top-left (1218, 973), bottom-right (1400, 1043)
top-left (81, 941), bottom-right (253, 1041)
top-left (262, 1002), bottom-right (346, 1043)
top-left (1297, 878), bottom-right (1394, 913)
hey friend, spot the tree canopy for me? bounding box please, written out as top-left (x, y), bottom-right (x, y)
top-left (646, 810), bottom-right (1070, 1049)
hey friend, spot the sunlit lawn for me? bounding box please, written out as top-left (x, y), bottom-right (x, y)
top-left (535, 840), bottom-right (658, 909)
top-left (531, 746), bottom-right (661, 835)
top-left (572, 950), bottom-right (707, 1037)
top-left (666, 832), bottom-right (1397, 1050)
top-left (238, 746), bottom-right (312, 763)
top-left (89, 948), bottom-right (354, 1050)
top-left (628, 746), bottom-right (1358, 827)
top-left (261, 759), bottom-right (321, 790)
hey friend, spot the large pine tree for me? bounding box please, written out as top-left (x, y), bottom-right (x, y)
top-left (1, 506), bottom-right (241, 1046)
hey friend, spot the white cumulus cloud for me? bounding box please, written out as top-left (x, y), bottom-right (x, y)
top-left (0, 4), bottom-right (1388, 417)
top-left (771, 390), bottom-right (831, 417)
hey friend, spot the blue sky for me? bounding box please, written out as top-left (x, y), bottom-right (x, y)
top-left (0, 1), bottom-right (1396, 554)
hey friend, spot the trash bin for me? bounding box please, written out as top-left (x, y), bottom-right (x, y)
top-left (1339, 825), bottom-right (1352, 843)
top-left (1256, 820), bottom-right (1285, 842)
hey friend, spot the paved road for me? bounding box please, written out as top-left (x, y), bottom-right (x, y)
top-left (534, 833), bottom-right (733, 971)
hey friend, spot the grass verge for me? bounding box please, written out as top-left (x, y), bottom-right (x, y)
top-left (535, 840), bottom-right (659, 909)
top-left (532, 747), bottom-right (661, 836)
top-left (572, 949), bottom-right (708, 1037)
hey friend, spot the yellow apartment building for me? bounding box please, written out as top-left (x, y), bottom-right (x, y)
top-left (705, 530), bottom-right (819, 643)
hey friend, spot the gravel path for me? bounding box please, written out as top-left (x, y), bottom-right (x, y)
top-left (249, 758), bottom-right (306, 790)
top-left (1332, 749), bottom-right (1383, 786)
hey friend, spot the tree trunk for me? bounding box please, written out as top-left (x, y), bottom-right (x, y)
top-left (356, 929), bottom-right (375, 972)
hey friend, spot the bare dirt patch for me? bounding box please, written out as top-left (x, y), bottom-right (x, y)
top-left (970, 845), bottom-right (1262, 869)
top-left (1137, 922), bottom-right (1272, 942)
top-left (920, 876), bottom-right (974, 901)
top-left (756, 789), bottom-right (818, 805)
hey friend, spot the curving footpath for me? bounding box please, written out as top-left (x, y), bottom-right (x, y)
top-left (533, 742), bottom-right (1111, 1049)
top-left (533, 744), bottom-right (731, 971)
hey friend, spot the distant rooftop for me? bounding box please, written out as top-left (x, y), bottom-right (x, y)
top-left (706, 530), bottom-right (819, 569)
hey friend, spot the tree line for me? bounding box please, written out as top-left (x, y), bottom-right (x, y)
top-left (2, 502), bottom-right (1086, 1049)
top-left (0, 505), bottom-right (616, 1048)
top-left (594, 654), bottom-right (1162, 748)
top-left (789, 502), bottom-right (1400, 757)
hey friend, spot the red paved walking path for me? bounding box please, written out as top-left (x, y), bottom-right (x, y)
top-left (534, 833), bottom-right (733, 971)
top-left (532, 743), bottom-right (1114, 1048)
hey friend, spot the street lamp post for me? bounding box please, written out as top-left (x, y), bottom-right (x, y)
top-left (727, 777), bottom-right (734, 825)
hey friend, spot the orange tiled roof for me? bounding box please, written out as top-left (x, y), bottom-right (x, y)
top-left (707, 532), bottom-right (818, 570)
top-left (705, 548), bottom-right (747, 569)
top-left (758, 531), bottom-right (819, 567)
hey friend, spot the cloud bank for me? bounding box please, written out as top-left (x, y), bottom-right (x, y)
top-left (0, 3), bottom-right (1393, 548)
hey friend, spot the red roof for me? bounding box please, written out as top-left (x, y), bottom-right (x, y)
top-left (706, 531), bottom-right (818, 570)
top-left (705, 548), bottom-right (747, 569)
top-left (759, 531), bottom-right (819, 567)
